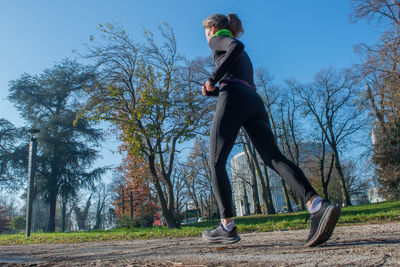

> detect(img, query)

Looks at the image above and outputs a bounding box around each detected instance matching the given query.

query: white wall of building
[368,187,386,203]
[231,152,286,216]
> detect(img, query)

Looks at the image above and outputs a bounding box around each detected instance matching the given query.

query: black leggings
[209,84,317,218]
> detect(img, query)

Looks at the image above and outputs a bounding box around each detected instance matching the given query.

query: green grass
[1,201,399,246]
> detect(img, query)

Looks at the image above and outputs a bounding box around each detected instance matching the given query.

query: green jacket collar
[213,29,234,38]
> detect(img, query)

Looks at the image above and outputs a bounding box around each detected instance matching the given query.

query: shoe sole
[202,233,241,244]
[306,204,341,247]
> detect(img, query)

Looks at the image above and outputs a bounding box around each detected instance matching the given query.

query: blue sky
[0,0,382,183]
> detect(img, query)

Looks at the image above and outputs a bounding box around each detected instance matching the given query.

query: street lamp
[26,128,40,237]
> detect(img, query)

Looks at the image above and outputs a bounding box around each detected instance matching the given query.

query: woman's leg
[243,118,317,204]
[243,114,340,247]
[209,92,243,219]
[203,89,243,244]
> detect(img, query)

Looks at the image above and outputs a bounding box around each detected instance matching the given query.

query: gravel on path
[0,222,399,266]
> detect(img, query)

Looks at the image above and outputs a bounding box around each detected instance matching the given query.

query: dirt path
[0,222,399,266]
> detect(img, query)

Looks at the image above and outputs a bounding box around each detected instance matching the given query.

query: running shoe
[202,222,241,244]
[306,200,341,247]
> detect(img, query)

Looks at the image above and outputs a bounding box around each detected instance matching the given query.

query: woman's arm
[208,37,244,86]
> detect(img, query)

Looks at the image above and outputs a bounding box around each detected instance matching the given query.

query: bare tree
[350,0,400,26]
[0,194,18,220]
[171,167,187,216]
[196,139,218,219]
[182,139,216,219]
[93,182,108,230]
[109,173,127,216]
[73,194,92,230]
[276,89,307,210]
[351,1,400,198]
[316,132,335,201]
[59,191,73,232]
[294,67,365,206]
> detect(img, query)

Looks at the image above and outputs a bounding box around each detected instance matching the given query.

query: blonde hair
[202,13,244,38]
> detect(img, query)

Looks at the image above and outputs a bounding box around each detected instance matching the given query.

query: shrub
[0,205,10,233]
[10,216,26,231]
[115,212,155,228]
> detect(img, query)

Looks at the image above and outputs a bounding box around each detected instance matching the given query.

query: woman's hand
[202,81,217,96]
[205,80,216,92]
[202,82,208,96]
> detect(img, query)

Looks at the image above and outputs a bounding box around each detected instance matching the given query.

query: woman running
[201,13,341,247]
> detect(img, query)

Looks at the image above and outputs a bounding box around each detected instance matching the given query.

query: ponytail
[203,13,244,38]
[227,13,244,38]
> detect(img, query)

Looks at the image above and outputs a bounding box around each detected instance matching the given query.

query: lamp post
[129,191,133,220]
[26,128,40,237]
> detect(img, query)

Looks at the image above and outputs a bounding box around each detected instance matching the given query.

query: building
[368,187,386,203]
[230,152,286,216]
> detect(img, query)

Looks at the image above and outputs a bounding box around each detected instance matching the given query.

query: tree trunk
[47,169,58,233]
[281,179,293,212]
[148,154,180,228]
[320,137,327,200]
[94,196,104,230]
[246,130,275,214]
[66,204,73,231]
[165,177,175,215]
[278,143,293,213]
[121,188,125,214]
[48,186,57,232]
[241,138,261,214]
[247,147,268,211]
[188,183,200,217]
[61,198,66,232]
[263,164,276,214]
[322,180,329,201]
[154,177,178,228]
[243,132,273,213]
[250,177,262,214]
[333,149,352,206]
[323,153,335,201]
[156,139,180,228]
[241,180,250,215]
[252,151,272,213]
[367,83,389,139]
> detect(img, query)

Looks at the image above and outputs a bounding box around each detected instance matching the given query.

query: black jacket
[208,35,255,89]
